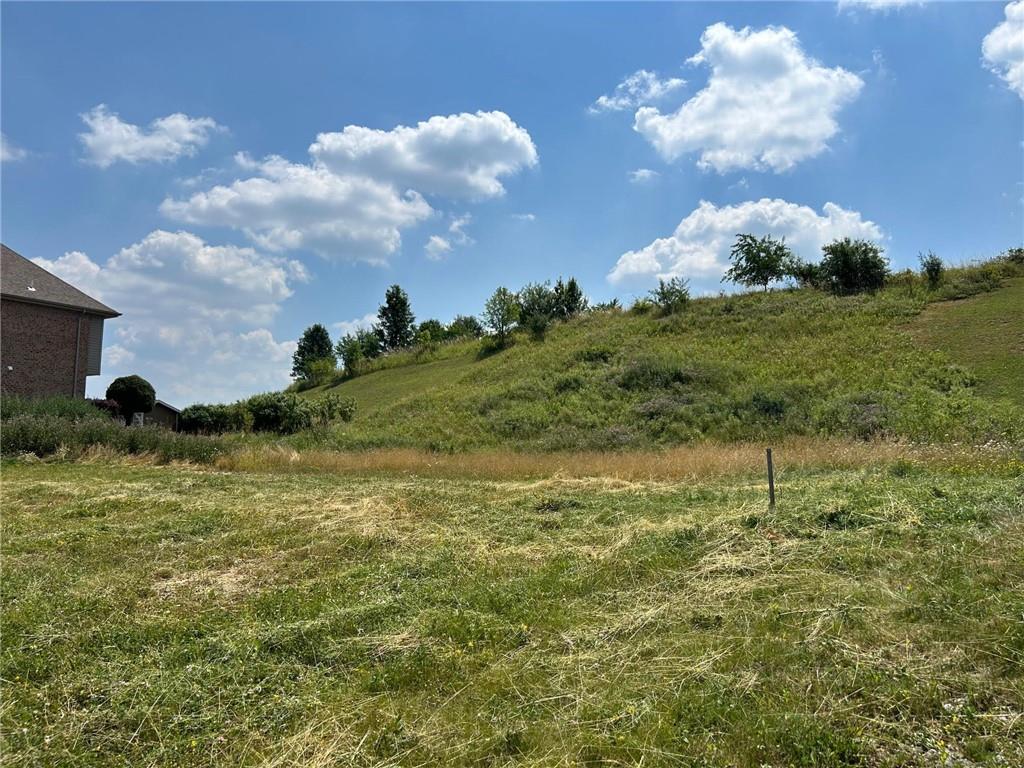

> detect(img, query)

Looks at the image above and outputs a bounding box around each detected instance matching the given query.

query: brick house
[1,244,120,398]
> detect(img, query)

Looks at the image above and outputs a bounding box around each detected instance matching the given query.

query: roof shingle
[1,244,119,318]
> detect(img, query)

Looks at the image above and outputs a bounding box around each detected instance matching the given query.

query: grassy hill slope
[297,264,1023,451]
[909,277,1024,407]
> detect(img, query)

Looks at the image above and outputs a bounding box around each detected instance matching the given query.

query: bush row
[179,391,355,435]
[0,414,223,463]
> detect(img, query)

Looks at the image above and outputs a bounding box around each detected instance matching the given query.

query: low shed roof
[1,244,120,318]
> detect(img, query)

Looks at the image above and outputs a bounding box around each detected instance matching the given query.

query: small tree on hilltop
[292,324,336,380]
[725,234,792,292]
[377,284,415,351]
[553,277,588,319]
[919,252,944,290]
[819,238,888,296]
[518,282,556,340]
[483,286,520,347]
[649,277,690,315]
[106,374,156,423]
[446,314,484,340]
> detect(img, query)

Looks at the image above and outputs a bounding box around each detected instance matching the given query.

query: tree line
[291,277,589,383]
[291,234,949,386]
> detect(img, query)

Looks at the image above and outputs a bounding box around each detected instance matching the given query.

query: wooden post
[766,448,776,508]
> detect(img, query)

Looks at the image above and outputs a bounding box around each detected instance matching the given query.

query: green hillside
[909,277,1024,406]
[296,263,1024,452]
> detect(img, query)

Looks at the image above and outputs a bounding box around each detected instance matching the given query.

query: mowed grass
[3,450,1023,767]
[909,277,1024,406]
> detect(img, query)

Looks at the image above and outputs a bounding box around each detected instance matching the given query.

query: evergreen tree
[553,277,588,319]
[291,324,336,379]
[377,284,415,351]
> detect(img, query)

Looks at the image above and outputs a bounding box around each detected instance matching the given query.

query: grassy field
[291,264,1024,452]
[3,447,1022,767]
[909,277,1024,407]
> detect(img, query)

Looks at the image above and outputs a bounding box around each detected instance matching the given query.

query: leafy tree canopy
[106,374,156,421]
[725,233,792,291]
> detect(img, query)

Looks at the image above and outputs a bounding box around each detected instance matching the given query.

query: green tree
[649,277,690,315]
[417,319,445,341]
[819,238,888,295]
[919,252,944,289]
[291,324,336,380]
[725,234,792,292]
[518,282,556,340]
[377,284,415,351]
[483,286,520,347]
[334,333,364,373]
[446,314,484,340]
[553,277,588,318]
[106,374,156,423]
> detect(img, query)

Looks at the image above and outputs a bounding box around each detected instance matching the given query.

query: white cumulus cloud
[590,70,686,113]
[837,0,924,11]
[309,111,537,200]
[79,104,224,168]
[1,133,28,162]
[33,230,306,403]
[608,198,884,286]
[162,111,536,263]
[983,1,1024,99]
[633,23,864,173]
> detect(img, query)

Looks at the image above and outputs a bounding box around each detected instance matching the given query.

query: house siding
[1,299,92,397]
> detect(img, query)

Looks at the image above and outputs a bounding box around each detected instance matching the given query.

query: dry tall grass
[215,438,1014,481]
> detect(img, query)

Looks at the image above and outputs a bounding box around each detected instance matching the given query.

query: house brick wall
[1,299,92,397]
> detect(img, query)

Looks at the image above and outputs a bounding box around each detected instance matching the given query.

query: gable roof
[1,244,119,318]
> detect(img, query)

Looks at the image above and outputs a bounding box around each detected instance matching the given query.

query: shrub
[87,398,122,419]
[1004,246,1024,265]
[617,357,702,390]
[0,414,221,462]
[919,252,944,289]
[818,239,888,296]
[106,375,156,422]
[648,278,690,315]
[306,357,338,386]
[1,395,105,421]
[552,277,588,319]
[179,403,249,434]
[518,282,556,341]
[242,393,314,434]
[784,258,822,289]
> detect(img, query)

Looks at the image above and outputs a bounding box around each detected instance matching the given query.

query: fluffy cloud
[634,24,863,173]
[33,230,306,403]
[590,70,686,113]
[982,1,1024,99]
[608,198,884,286]
[162,111,535,263]
[162,155,432,263]
[837,0,924,11]
[79,105,224,168]
[629,168,660,184]
[1,133,27,162]
[310,111,537,200]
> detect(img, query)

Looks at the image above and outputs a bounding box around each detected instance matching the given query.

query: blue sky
[2,1,1022,404]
